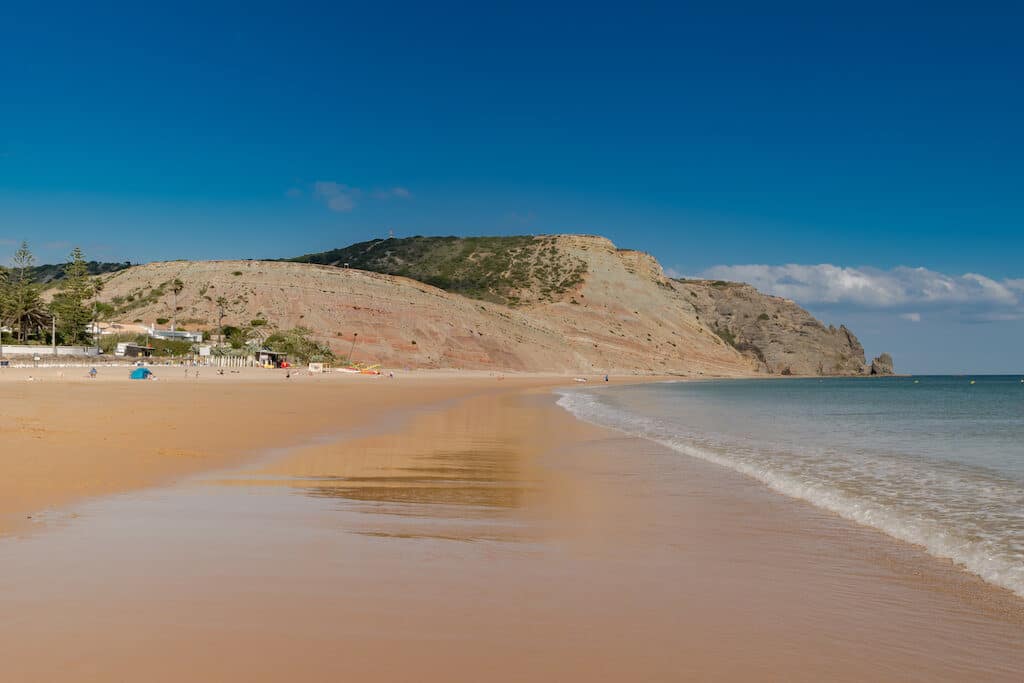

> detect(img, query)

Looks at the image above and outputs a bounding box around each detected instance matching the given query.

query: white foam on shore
[556,389,1024,599]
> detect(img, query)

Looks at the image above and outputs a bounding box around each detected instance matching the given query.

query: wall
[1,345,100,357]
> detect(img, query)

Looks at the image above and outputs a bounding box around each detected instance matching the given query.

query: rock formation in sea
[870,353,895,375]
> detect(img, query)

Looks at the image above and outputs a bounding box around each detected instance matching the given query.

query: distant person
[89,368,97,379]
[604,374,609,382]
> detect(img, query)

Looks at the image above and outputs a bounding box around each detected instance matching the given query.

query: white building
[89,322,203,343]
[150,328,203,343]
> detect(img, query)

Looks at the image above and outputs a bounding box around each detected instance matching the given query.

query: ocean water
[557,376,1024,597]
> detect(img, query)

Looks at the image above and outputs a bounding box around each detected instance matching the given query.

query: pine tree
[51,247,97,345]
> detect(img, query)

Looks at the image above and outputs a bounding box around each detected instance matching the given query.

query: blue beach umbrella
[129,367,153,380]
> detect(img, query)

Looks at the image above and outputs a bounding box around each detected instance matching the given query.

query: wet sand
[0,376,1022,680]
[0,367,557,535]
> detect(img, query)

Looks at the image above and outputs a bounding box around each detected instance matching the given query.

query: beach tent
[129,367,153,380]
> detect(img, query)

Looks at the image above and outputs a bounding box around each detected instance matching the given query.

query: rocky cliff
[675,279,870,375]
[94,235,888,376]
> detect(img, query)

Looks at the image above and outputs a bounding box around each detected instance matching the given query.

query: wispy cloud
[698,263,1024,323]
[503,210,537,226]
[301,181,412,212]
[313,181,360,212]
[371,186,412,200]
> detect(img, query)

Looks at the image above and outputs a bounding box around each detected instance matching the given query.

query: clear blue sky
[2,2,1022,372]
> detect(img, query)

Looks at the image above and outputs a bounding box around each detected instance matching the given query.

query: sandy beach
[0,369,1021,681]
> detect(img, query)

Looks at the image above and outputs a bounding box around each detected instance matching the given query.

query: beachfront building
[115,342,155,358]
[255,349,287,368]
[90,323,203,343]
[150,328,203,343]
[90,322,151,337]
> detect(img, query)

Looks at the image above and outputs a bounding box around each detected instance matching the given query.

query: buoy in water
[970,380,976,385]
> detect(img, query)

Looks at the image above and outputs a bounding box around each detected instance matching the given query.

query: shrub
[714,326,738,348]
[264,327,335,363]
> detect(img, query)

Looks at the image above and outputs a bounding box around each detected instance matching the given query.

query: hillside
[289,236,587,306]
[94,235,888,376]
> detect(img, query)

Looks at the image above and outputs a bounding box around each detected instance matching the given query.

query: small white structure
[114,342,154,358]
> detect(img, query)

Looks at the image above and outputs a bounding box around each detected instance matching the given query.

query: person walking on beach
[89,368,97,380]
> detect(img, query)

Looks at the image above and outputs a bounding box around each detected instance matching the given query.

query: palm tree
[170,278,184,331]
[5,242,50,342]
[0,265,8,357]
[11,295,50,342]
[216,296,228,344]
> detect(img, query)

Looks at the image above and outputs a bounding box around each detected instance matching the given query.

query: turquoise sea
[557,376,1024,597]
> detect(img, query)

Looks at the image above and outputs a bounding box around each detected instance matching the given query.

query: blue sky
[2,2,1022,373]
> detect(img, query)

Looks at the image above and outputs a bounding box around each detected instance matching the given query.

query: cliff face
[675,279,869,375]
[95,235,886,376]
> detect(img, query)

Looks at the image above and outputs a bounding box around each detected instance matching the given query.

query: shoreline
[1,373,1021,679]
[555,380,1024,601]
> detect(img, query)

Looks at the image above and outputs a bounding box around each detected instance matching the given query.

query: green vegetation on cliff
[288,235,586,306]
[30,260,132,285]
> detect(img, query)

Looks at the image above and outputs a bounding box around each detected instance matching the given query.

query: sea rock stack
[870,353,895,375]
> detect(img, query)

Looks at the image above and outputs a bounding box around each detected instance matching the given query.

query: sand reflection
[235,394,552,541]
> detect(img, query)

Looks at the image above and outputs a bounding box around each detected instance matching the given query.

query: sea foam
[556,387,1024,599]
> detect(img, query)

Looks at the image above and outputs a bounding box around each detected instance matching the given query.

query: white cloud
[699,263,1024,322]
[313,181,360,212]
[900,312,922,322]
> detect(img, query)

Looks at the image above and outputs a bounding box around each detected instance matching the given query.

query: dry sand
[0,370,1021,681]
